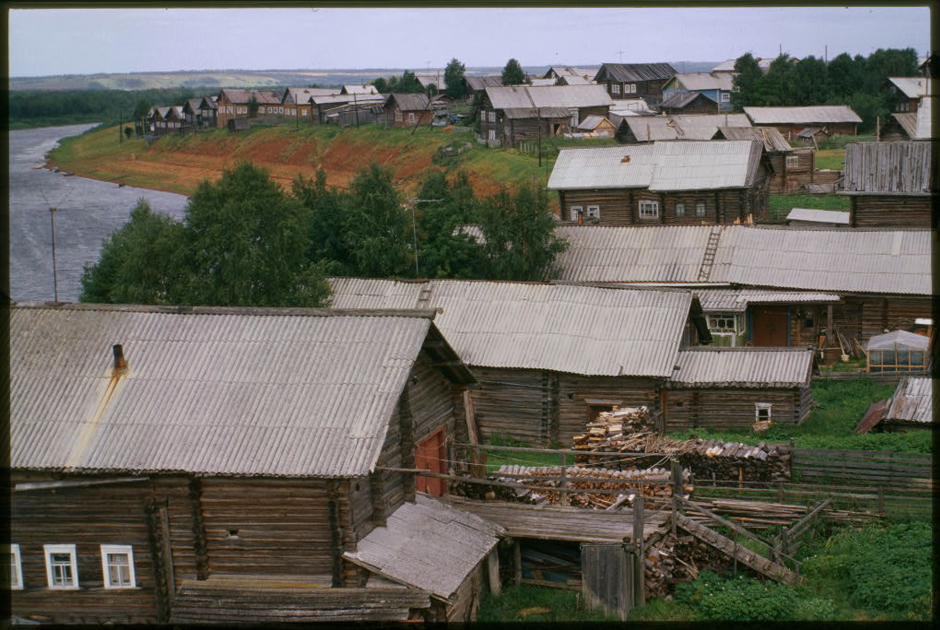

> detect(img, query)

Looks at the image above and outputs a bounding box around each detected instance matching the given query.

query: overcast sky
[8,6,932,77]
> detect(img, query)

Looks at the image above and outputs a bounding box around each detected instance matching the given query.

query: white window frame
[785,155,799,168]
[487,111,496,123]
[301,109,308,116]
[695,200,707,217]
[44,544,79,589]
[675,202,686,217]
[100,545,136,589]
[755,403,773,422]
[707,313,738,334]
[586,205,600,219]
[407,112,416,123]
[626,83,636,94]
[721,92,731,102]
[639,200,659,219]
[569,205,583,221]
[6,544,23,590]
[611,83,621,95]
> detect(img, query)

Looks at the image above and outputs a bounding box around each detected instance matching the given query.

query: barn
[743,105,862,139]
[712,125,814,194]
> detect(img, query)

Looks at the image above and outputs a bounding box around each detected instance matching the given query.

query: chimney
[113,344,128,373]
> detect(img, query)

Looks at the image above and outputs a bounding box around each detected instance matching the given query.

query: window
[101,545,136,589]
[802,312,815,329]
[707,313,737,333]
[5,544,23,590]
[755,403,772,422]
[408,112,416,123]
[488,111,496,123]
[44,544,79,589]
[695,200,706,217]
[395,110,403,122]
[786,155,799,168]
[279,107,284,114]
[301,109,308,116]
[611,84,621,95]
[569,206,583,221]
[626,84,636,94]
[675,202,686,217]
[721,92,731,102]
[586,205,600,219]
[639,200,659,219]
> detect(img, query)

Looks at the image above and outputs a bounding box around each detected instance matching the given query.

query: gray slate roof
[547,140,763,192]
[486,84,613,110]
[716,126,793,152]
[667,72,735,91]
[744,106,862,125]
[596,63,676,83]
[671,347,814,388]
[343,495,505,600]
[841,141,934,195]
[887,77,932,99]
[465,75,503,91]
[621,114,752,142]
[695,288,841,313]
[785,208,851,225]
[328,278,696,378]
[388,93,430,111]
[661,91,713,110]
[10,304,444,477]
[884,376,933,423]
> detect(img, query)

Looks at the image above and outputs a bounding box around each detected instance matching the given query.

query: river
[8,124,191,303]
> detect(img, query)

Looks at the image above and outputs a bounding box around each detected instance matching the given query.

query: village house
[214,89,251,128]
[479,84,613,148]
[661,72,736,113]
[341,84,380,96]
[592,63,676,107]
[328,278,712,446]
[880,96,933,141]
[543,66,597,86]
[463,75,503,100]
[181,98,204,129]
[840,141,935,228]
[547,140,769,226]
[149,106,170,135]
[712,125,814,194]
[198,96,217,129]
[7,303,509,624]
[281,87,337,121]
[616,113,751,144]
[309,93,385,125]
[164,105,185,134]
[554,224,931,348]
[885,77,932,113]
[743,105,862,140]
[383,93,432,128]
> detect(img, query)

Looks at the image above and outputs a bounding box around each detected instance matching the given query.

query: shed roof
[889,102,932,140]
[785,208,851,225]
[887,77,932,99]
[328,278,696,378]
[621,114,752,142]
[715,125,793,152]
[866,329,930,351]
[695,288,841,313]
[884,376,933,423]
[841,141,934,195]
[595,63,676,83]
[670,347,814,388]
[744,106,862,125]
[387,93,430,111]
[10,304,461,477]
[547,140,762,192]
[343,495,504,600]
[667,72,735,91]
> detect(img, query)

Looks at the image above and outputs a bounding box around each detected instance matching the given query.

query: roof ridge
[12,302,440,319]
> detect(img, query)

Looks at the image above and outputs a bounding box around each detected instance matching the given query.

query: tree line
[731,48,921,132]
[80,163,568,308]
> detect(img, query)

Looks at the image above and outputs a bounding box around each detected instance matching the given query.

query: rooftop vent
[112,344,128,373]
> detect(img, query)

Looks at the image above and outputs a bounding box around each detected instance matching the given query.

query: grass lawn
[481,435,564,473]
[477,584,620,622]
[814,148,846,170]
[766,193,850,222]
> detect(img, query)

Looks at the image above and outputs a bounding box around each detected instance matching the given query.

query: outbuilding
[743,105,862,139]
[713,125,814,194]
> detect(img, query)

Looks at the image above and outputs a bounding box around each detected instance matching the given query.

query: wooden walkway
[676,515,800,585]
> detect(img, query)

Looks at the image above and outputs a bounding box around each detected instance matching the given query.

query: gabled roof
[198,96,217,110]
[10,304,469,477]
[744,105,862,125]
[661,91,715,110]
[387,93,430,111]
[547,140,763,192]
[595,62,676,83]
[341,84,380,95]
[464,75,503,91]
[621,114,752,141]
[328,278,698,378]
[884,376,933,423]
[715,126,792,152]
[666,72,735,91]
[183,98,202,114]
[485,84,613,110]
[670,347,815,388]
[577,115,612,131]
[283,87,338,104]
[887,77,932,99]
[841,141,934,195]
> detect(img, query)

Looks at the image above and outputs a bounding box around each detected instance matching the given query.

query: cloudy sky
[8,6,932,77]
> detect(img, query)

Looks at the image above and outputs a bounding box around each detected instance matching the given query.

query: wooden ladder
[696,227,722,282]
[676,514,800,585]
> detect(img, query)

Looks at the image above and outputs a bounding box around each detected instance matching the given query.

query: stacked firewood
[678,440,791,483]
[643,532,734,598]
[493,465,691,510]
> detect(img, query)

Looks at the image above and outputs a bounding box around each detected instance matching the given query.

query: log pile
[643,532,736,598]
[493,465,692,510]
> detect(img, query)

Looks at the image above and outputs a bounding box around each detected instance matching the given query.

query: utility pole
[353,91,359,129]
[119,106,123,143]
[537,107,542,167]
[50,207,59,302]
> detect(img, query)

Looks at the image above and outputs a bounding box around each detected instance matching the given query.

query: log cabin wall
[844,295,933,343]
[559,188,757,226]
[787,304,827,347]
[445,559,487,622]
[664,388,803,431]
[578,105,611,123]
[505,117,569,148]
[851,196,933,228]
[557,375,661,445]
[783,148,815,193]
[469,367,552,446]
[10,473,196,624]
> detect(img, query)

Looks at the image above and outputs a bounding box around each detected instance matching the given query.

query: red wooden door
[415,428,446,497]
[752,307,789,346]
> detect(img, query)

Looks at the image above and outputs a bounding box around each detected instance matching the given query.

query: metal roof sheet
[343,495,504,600]
[842,141,934,194]
[884,377,933,423]
[744,106,862,124]
[388,93,430,111]
[661,91,712,110]
[10,305,437,477]
[465,75,503,91]
[486,84,612,110]
[596,63,676,83]
[716,126,792,152]
[577,115,611,131]
[668,72,735,91]
[866,329,930,350]
[695,288,841,313]
[671,347,814,388]
[785,208,851,225]
[887,77,932,99]
[311,94,384,106]
[328,278,694,377]
[623,114,751,142]
[283,87,338,104]
[548,145,657,190]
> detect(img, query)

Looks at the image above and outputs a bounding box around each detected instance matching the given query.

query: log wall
[850,295,933,343]
[559,187,763,226]
[557,375,661,445]
[851,195,933,228]
[664,387,805,431]
[469,368,553,446]
[445,558,487,622]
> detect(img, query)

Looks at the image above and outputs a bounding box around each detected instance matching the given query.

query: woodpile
[493,465,692,510]
[642,532,735,599]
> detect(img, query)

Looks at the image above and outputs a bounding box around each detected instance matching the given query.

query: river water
[8,124,190,303]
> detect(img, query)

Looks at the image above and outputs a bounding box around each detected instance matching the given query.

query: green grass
[482,435,563,473]
[814,148,846,170]
[476,584,621,622]
[766,193,850,222]
[816,134,877,150]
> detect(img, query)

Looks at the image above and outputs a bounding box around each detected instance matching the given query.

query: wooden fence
[791,448,932,487]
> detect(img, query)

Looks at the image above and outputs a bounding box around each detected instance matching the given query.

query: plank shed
[880,376,934,431]
[784,208,850,228]
[8,303,487,624]
[840,141,937,228]
[547,140,769,226]
[328,278,711,447]
[714,125,814,194]
[383,93,432,128]
[743,105,862,139]
[593,62,676,107]
[664,347,817,430]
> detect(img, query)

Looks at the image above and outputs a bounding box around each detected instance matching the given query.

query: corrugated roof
[486,84,612,111]
[622,114,752,141]
[866,329,930,350]
[887,77,932,99]
[695,288,841,313]
[661,91,712,110]
[744,106,862,125]
[841,141,934,195]
[343,84,380,95]
[785,208,851,225]
[716,126,792,152]
[343,495,504,600]
[668,72,735,91]
[10,305,440,477]
[388,93,430,111]
[328,278,695,377]
[547,140,761,191]
[671,347,814,388]
[284,87,338,104]
[884,376,933,423]
[596,63,676,83]
[577,115,611,131]
[311,94,384,106]
[465,75,503,91]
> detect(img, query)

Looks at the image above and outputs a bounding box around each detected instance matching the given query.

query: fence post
[670,458,681,537]
[777,480,784,503]
[633,495,645,606]
[560,453,568,506]
[877,486,884,514]
[781,527,789,559]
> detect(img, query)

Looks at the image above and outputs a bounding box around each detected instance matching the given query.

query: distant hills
[10,62,721,91]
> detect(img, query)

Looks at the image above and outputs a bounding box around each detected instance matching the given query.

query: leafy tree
[80,200,187,304]
[761,54,798,105]
[792,56,829,105]
[292,169,355,275]
[501,58,528,85]
[133,99,151,120]
[444,58,467,99]
[413,171,486,279]
[373,77,389,94]
[247,95,259,116]
[826,52,858,99]
[397,70,424,93]
[477,184,568,281]
[730,53,763,110]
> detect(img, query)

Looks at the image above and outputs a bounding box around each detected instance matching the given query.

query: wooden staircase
[676,514,800,585]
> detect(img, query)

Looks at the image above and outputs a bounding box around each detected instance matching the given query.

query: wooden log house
[885,77,932,113]
[661,72,735,113]
[659,91,723,116]
[880,97,933,141]
[615,113,751,144]
[713,126,814,195]
[743,105,862,139]
[547,140,769,226]
[592,62,676,107]
[383,93,432,128]
[840,141,936,228]
[8,304,501,624]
